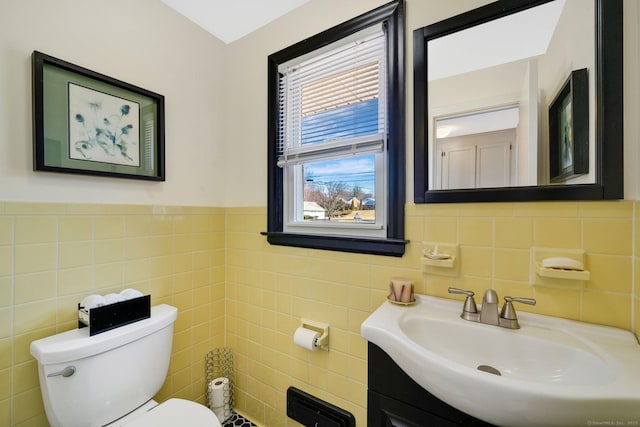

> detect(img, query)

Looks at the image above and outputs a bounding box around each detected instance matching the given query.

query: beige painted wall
[223,0,640,205]
[1,0,637,205]
[0,0,228,206]
[1,0,640,426]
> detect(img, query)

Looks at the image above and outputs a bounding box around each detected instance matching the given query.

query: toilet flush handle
[47,366,76,378]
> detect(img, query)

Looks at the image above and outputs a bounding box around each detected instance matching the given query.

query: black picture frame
[32,51,165,181]
[549,68,589,182]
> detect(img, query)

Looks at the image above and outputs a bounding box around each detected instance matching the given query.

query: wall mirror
[413,0,622,203]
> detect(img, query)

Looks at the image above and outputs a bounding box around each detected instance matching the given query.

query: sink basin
[402,314,616,386]
[361,294,640,426]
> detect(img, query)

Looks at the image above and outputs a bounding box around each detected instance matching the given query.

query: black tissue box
[78,295,151,336]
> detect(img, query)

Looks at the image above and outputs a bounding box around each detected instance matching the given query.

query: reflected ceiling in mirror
[413,0,623,203]
[429,1,566,81]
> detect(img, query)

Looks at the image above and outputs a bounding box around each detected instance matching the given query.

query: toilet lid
[125,399,222,427]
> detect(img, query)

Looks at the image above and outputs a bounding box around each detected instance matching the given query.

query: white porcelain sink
[361,294,640,426]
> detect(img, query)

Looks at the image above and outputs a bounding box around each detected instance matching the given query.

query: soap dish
[422,249,451,260]
[420,255,456,269]
[387,297,416,306]
[535,263,591,281]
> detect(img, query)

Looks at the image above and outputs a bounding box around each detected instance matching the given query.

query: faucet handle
[500,296,536,320]
[504,296,536,305]
[448,287,478,314]
[448,287,474,297]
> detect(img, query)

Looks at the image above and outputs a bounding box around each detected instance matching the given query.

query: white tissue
[120,288,143,300]
[104,293,126,304]
[293,327,321,351]
[208,377,230,408]
[208,377,231,423]
[80,294,106,310]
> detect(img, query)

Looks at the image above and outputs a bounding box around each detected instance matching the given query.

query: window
[265,0,406,256]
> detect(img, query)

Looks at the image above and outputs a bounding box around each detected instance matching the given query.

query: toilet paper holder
[301,318,330,351]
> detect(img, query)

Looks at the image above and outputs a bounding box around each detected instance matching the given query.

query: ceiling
[160,0,310,44]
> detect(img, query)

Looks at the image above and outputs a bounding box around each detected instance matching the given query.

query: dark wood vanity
[368,343,494,426]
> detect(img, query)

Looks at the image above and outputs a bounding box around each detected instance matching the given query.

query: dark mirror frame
[413,0,623,203]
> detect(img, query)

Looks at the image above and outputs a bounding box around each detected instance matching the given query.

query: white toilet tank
[30,304,178,427]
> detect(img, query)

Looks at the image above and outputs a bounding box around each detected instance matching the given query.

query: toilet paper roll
[80,294,106,310]
[104,293,126,305]
[120,288,143,300]
[208,377,230,408]
[293,327,320,351]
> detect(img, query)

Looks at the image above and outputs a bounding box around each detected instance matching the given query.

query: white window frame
[283,153,387,237]
[278,26,388,238]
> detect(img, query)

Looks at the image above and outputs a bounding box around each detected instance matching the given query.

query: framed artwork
[32,51,165,181]
[548,68,589,183]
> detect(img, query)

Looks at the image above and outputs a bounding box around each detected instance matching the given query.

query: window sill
[261,232,407,257]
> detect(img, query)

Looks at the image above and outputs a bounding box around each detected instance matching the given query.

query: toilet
[30,304,222,427]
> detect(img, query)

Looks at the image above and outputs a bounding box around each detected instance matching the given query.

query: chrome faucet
[448,287,536,329]
[479,289,499,326]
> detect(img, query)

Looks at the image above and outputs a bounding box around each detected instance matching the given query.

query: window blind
[277,26,387,167]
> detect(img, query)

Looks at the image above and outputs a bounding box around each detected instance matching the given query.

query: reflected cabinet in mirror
[413,0,622,203]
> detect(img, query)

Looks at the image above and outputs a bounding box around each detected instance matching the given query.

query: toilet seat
[123,398,222,427]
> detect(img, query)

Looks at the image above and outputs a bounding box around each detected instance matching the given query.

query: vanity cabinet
[368,343,493,426]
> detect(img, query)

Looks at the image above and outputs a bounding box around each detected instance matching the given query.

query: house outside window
[265,1,406,257]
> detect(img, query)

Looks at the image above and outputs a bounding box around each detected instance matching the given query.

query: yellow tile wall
[227,200,638,426]
[0,202,225,427]
[2,200,638,427]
